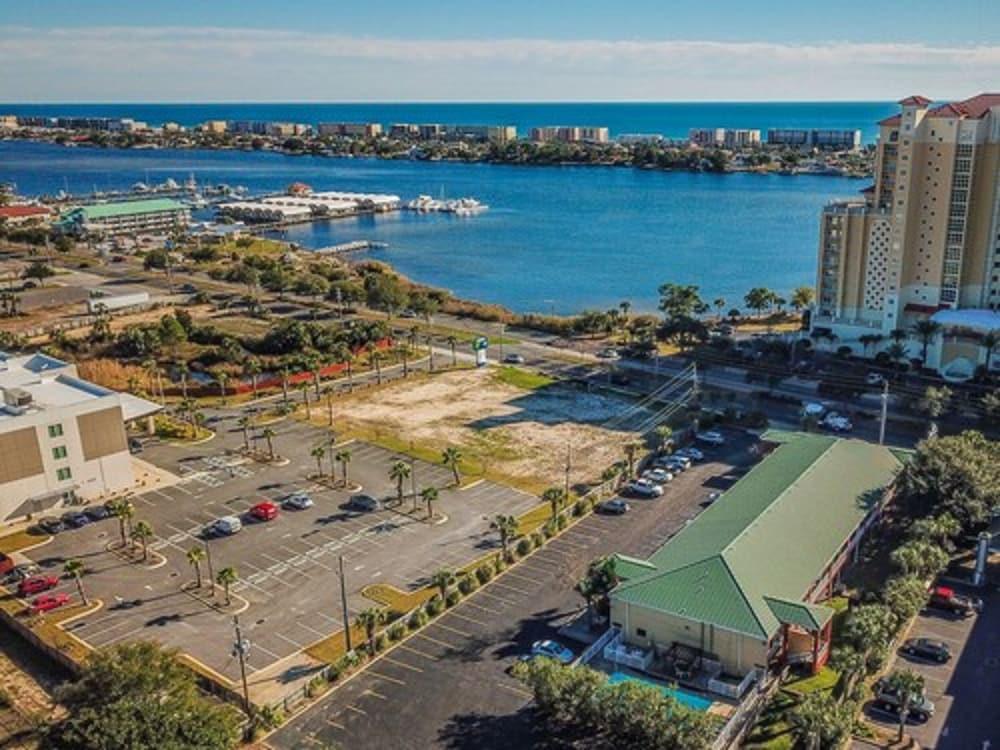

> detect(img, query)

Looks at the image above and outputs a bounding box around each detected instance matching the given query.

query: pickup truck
[927,585,982,617]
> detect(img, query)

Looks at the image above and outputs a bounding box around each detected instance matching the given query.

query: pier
[313,240,388,254]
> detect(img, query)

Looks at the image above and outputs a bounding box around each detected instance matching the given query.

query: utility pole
[409,456,417,505]
[564,443,572,500]
[338,555,352,653]
[691,362,700,400]
[878,380,889,445]
[231,616,251,714]
[326,391,334,427]
[204,541,215,595]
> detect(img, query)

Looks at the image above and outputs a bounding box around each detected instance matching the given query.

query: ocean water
[0,140,863,314]
[0,101,896,142]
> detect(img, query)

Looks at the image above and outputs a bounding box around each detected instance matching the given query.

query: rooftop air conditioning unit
[3,387,33,408]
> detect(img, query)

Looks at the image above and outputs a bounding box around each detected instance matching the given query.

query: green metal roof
[764,596,833,631]
[612,554,659,582]
[614,434,903,639]
[62,198,187,221]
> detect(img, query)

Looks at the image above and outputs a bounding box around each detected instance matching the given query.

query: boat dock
[313,240,388,254]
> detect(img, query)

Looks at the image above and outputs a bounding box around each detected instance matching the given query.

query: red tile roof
[0,205,51,218]
[927,93,1000,120]
[904,303,944,315]
[878,114,901,126]
[898,95,932,106]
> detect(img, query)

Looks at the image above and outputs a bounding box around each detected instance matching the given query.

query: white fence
[576,626,619,667]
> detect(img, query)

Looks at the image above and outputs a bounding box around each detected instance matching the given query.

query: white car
[695,431,725,446]
[282,492,314,510]
[626,479,664,498]
[597,348,621,360]
[642,468,674,484]
[866,372,886,386]
[530,640,574,664]
[823,414,853,433]
[658,454,691,470]
[705,491,722,505]
[503,353,525,364]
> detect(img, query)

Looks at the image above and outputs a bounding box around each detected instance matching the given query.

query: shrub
[475,564,494,585]
[573,499,588,517]
[556,512,568,530]
[408,609,428,630]
[516,537,534,557]
[494,553,509,572]
[531,531,545,548]
[374,633,387,652]
[541,522,555,539]
[445,590,461,608]
[425,595,444,617]
[457,575,477,595]
[388,623,406,641]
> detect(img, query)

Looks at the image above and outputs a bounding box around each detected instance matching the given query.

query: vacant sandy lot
[335,368,645,491]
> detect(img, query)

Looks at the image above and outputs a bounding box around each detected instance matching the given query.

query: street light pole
[204,541,215,595]
[878,381,889,445]
[564,443,572,500]
[231,616,251,714]
[338,555,352,653]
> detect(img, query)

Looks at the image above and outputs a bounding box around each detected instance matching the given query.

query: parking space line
[362,689,387,700]
[381,655,423,672]
[397,643,439,661]
[430,621,471,638]
[414,632,459,650]
[344,705,367,716]
[504,570,549,586]
[367,671,406,686]
[496,681,533,699]
[489,580,533,596]
[274,632,307,650]
[445,610,490,628]
[476,589,517,606]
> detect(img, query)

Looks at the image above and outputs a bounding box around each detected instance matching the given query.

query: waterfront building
[688,128,726,147]
[0,205,52,226]
[59,198,190,237]
[723,129,761,149]
[812,93,1000,379]
[318,122,383,138]
[0,115,17,130]
[531,126,609,144]
[609,433,901,690]
[0,352,160,522]
[767,128,862,150]
[201,120,228,134]
[389,123,419,138]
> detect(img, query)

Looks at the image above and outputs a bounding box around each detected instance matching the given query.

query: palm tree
[712,297,726,320]
[911,320,942,366]
[829,646,866,702]
[389,460,411,507]
[421,486,439,519]
[886,342,908,378]
[884,670,925,743]
[187,547,206,588]
[132,520,153,561]
[216,371,229,402]
[311,445,325,477]
[442,447,462,486]
[355,607,387,655]
[623,441,643,479]
[238,415,251,451]
[542,487,566,520]
[429,569,455,600]
[108,498,135,547]
[490,514,518,557]
[300,383,312,419]
[216,567,238,606]
[279,360,293,404]
[177,362,190,399]
[446,336,458,367]
[245,358,262,399]
[371,350,383,385]
[63,559,88,605]
[919,385,952,423]
[889,327,907,344]
[261,426,276,460]
[654,424,673,454]
[335,449,352,486]
[981,331,998,372]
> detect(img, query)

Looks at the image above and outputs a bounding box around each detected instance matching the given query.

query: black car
[347,494,380,512]
[37,517,66,535]
[83,504,111,521]
[61,511,91,529]
[598,498,630,515]
[901,637,951,663]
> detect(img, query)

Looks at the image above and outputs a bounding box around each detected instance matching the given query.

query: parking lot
[17,412,538,684]
[866,582,999,749]
[269,433,757,750]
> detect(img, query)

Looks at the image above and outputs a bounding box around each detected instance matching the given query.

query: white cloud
[0,26,997,101]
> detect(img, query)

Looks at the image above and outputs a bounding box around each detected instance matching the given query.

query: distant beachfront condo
[767,128,862,150]
[689,128,761,149]
[812,94,1000,380]
[530,125,610,144]
[317,122,384,138]
[58,198,190,237]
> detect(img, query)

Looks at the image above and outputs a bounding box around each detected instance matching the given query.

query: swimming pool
[607,672,713,712]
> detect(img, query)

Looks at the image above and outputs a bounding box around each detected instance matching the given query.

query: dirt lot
[334,368,643,491]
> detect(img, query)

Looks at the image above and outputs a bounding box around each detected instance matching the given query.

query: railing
[708,669,758,700]
[711,669,777,750]
[576,626,619,667]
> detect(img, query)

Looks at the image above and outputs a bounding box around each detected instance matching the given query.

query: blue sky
[1,1,997,101]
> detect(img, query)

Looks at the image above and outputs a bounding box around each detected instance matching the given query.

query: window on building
[52,446,68,460]
[56,467,72,482]
[636,628,647,638]
[47,424,63,438]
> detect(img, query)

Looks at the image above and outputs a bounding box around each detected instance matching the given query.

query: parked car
[927,585,982,616]
[822,413,853,433]
[3,563,39,585]
[128,437,144,454]
[30,592,71,614]
[674,447,704,462]
[866,372,886,386]
[656,456,690,473]
[282,492,314,510]
[502,353,525,364]
[399,309,418,319]
[61,511,91,529]
[901,637,951,663]
[641,468,674,485]
[695,431,725,446]
[83,504,111,521]
[36,517,65,535]
[598,498,630,515]
[704,492,723,505]
[625,479,663,498]
[0,552,13,577]
[597,348,620,360]
[204,516,242,538]
[872,677,935,722]
[18,575,59,597]
[249,501,279,522]
[531,640,574,664]
[347,494,381,512]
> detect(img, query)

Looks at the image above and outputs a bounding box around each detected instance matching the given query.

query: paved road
[268,434,757,750]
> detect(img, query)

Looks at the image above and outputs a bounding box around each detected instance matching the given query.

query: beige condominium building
[813,94,1000,379]
[0,353,160,522]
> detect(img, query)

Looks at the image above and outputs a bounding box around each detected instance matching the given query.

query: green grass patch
[785,666,839,696]
[492,366,554,391]
[0,529,48,554]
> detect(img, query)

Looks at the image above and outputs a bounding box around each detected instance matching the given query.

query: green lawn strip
[492,366,555,391]
[784,665,839,696]
[0,530,49,555]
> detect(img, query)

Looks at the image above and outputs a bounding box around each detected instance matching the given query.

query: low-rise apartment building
[0,353,160,522]
[531,126,609,144]
[609,433,902,690]
[767,129,862,150]
[59,198,190,237]
[812,93,1000,379]
[318,122,384,138]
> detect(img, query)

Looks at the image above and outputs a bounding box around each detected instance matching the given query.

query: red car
[249,500,279,522]
[18,575,59,597]
[0,552,13,577]
[30,592,70,614]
